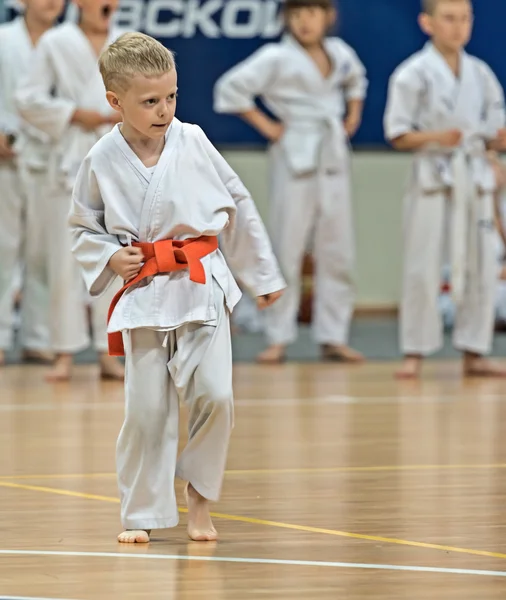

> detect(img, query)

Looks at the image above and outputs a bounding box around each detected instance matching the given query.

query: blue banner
[4,0,506,147]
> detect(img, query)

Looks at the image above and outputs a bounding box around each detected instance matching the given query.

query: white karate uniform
[214,34,367,346]
[69,120,285,528]
[15,22,121,354]
[0,16,51,351]
[384,42,505,356]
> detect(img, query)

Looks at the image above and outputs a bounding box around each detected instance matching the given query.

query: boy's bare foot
[463,353,506,378]
[321,344,364,363]
[118,529,151,543]
[185,483,218,542]
[99,353,125,380]
[45,354,73,382]
[256,344,286,365]
[395,355,422,379]
[21,349,54,364]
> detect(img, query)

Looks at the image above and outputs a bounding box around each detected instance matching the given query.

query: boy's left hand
[256,290,284,310]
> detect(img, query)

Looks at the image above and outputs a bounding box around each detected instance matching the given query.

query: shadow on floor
[4,318,506,365]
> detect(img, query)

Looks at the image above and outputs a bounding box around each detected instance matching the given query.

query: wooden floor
[1,361,506,598]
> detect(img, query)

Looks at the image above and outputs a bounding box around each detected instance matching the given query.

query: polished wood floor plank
[1,361,506,598]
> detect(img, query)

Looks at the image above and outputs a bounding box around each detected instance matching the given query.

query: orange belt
[107,235,219,356]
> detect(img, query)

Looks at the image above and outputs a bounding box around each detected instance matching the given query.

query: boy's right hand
[72,109,111,132]
[437,129,462,148]
[108,247,144,282]
[0,133,15,160]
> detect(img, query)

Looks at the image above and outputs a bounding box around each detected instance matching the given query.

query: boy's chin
[145,128,167,139]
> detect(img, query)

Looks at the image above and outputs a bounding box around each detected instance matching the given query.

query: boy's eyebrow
[138,87,178,100]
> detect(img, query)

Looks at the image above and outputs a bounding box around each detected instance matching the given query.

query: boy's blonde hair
[99,32,176,92]
[421,0,471,15]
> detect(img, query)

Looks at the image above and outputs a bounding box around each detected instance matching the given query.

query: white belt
[279,117,347,175]
[450,149,481,307]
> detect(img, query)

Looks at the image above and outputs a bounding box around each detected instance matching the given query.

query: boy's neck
[24,12,53,46]
[432,39,462,76]
[120,123,165,164]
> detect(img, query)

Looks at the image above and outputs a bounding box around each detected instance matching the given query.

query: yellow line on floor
[2,463,506,480]
[2,480,506,561]
[0,481,118,503]
[0,473,116,481]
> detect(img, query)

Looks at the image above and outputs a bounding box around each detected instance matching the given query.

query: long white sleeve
[478,62,506,139]
[15,34,76,141]
[338,41,368,101]
[68,155,122,296]
[195,126,285,296]
[213,44,280,115]
[384,65,423,141]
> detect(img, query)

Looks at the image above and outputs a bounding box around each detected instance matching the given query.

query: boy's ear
[106,91,122,112]
[418,12,433,37]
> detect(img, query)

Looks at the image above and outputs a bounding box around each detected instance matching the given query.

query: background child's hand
[263,120,284,143]
[106,112,123,125]
[108,247,144,281]
[493,128,506,151]
[73,109,112,132]
[0,133,15,160]
[256,290,284,310]
[344,114,361,138]
[437,129,462,147]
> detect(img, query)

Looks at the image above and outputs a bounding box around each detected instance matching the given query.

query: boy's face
[23,0,65,24]
[286,6,335,46]
[108,70,178,141]
[73,0,119,33]
[420,1,473,52]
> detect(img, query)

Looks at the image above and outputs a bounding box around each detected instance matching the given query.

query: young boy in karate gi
[384,0,506,379]
[0,0,64,367]
[214,0,366,364]
[69,33,285,543]
[15,0,125,381]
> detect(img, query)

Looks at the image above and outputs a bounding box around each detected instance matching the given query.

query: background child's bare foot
[463,353,506,378]
[99,353,125,380]
[185,484,218,542]
[395,356,422,379]
[118,529,150,543]
[21,349,54,364]
[256,344,286,364]
[321,344,364,363]
[46,354,73,382]
[0,349,5,366]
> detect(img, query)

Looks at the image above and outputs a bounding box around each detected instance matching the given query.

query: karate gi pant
[263,145,355,346]
[0,161,50,351]
[401,189,497,356]
[48,180,119,354]
[116,283,234,530]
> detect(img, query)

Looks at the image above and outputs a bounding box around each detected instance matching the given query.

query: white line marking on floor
[0,549,505,578]
[2,393,506,412]
[0,597,76,600]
